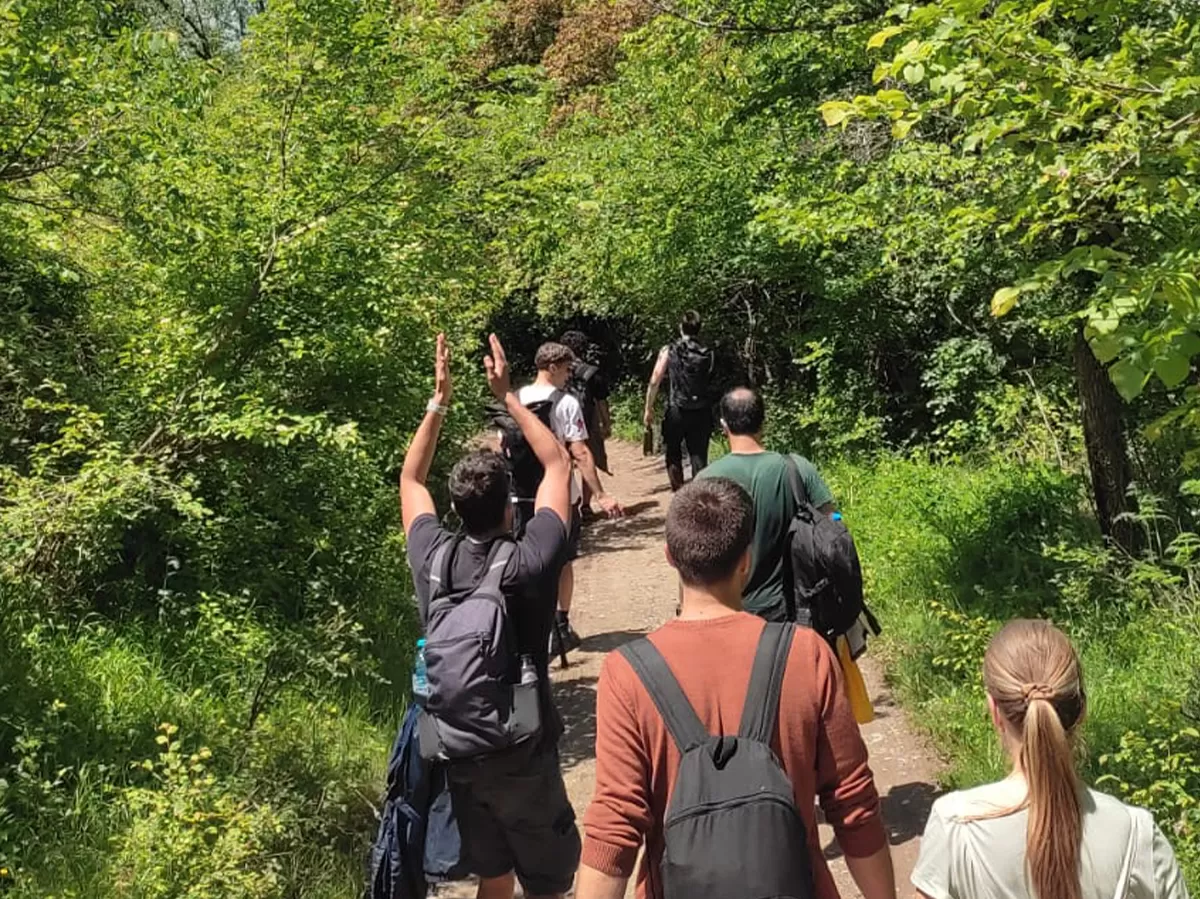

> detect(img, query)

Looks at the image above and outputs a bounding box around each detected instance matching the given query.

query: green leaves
[1109,359,1149,402]
[990,285,1021,317]
[867,25,905,50]
[820,100,854,126]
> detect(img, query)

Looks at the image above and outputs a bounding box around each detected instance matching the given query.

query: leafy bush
[834,454,1200,883]
[109,726,288,899]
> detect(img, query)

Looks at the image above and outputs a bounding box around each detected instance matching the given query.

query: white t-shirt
[513,384,587,504]
[913,778,1189,899]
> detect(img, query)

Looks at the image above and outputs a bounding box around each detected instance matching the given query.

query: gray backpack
[417,538,541,761]
[619,623,815,899]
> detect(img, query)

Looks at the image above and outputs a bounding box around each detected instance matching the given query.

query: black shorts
[514,501,581,561]
[446,744,581,894]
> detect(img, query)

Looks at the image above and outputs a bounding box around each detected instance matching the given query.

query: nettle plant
[822,0,1200,435]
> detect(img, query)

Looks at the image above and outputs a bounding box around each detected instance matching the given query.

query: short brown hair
[666,478,754,585]
[534,342,575,371]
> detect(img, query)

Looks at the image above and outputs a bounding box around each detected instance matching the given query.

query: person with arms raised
[400,333,580,899]
[912,619,1190,899]
[575,477,896,899]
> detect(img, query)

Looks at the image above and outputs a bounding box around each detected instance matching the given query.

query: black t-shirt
[407,507,567,677]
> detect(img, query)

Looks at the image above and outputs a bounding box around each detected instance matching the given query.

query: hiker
[559,329,613,517]
[643,310,715,491]
[512,341,623,653]
[400,333,581,899]
[698,387,836,623]
[575,477,896,899]
[912,619,1190,899]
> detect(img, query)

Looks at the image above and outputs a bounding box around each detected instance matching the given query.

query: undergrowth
[831,455,1200,881]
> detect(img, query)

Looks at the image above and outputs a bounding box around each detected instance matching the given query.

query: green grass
[830,454,1200,881]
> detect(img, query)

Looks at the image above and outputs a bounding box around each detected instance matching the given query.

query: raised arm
[643,346,670,428]
[484,334,572,525]
[400,333,452,535]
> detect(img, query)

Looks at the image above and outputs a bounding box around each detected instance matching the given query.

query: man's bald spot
[720,388,765,436]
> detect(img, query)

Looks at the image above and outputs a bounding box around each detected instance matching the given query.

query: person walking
[400,333,580,899]
[698,387,835,623]
[643,311,715,491]
[575,478,896,899]
[559,330,613,518]
[912,619,1190,899]
[514,341,623,653]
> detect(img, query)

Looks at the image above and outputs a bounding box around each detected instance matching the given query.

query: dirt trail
[441,441,942,897]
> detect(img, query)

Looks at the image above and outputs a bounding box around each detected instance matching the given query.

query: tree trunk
[1074,323,1139,553]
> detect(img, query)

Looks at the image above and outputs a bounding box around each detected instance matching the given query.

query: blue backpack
[367,704,470,899]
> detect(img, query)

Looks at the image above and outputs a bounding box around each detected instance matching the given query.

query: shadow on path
[823,780,941,860]
[579,629,647,654]
[554,676,599,771]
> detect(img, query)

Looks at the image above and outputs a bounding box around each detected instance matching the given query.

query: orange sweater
[581,612,886,899]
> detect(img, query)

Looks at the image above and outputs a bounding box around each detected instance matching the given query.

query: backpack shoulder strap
[738,622,796,743]
[477,540,515,597]
[429,538,459,597]
[783,454,810,508]
[423,537,459,622]
[619,638,709,753]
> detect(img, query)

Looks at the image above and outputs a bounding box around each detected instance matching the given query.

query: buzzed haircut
[680,310,702,336]
[449,450,510,535]
[720,388,765,436]
[666,478,754,586]
[534,342,575,371]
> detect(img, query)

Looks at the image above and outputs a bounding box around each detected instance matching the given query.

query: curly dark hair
[559,330,591,360]
[448,450,510,535]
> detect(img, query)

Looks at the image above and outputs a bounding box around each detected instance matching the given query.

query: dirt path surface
[439,441,942,898]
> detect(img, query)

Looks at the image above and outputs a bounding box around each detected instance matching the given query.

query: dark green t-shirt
[698,451,834,619]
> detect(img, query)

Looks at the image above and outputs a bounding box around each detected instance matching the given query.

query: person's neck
[467,524,510,543]
[534,372,556,389]
[728,433,766,455]
[676,581,744,620]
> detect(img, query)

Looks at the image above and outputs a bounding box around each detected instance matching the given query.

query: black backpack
[783,457,877,641]
[619,623,814,899]
[667,339,713,411]
[490,390,564,501]
[567,360,599,425]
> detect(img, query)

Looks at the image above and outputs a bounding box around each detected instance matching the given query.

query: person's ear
[736,547,752,583]
[720,417,731,435]
[987,693,1004,734]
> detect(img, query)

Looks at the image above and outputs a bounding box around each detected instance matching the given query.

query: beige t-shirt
[913,778,1190,899]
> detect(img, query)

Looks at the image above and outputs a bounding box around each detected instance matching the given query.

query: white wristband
[426,400,449,416]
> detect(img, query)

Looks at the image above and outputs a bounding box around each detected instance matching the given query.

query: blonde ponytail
[983,620,1087,899]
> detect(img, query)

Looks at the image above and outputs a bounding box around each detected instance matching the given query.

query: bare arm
[484,334,571,525]
[846,846,897,899]
[574,866,628,899]
[570,440,623,517]
[643,346,669,427]
[400,333,451,535]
